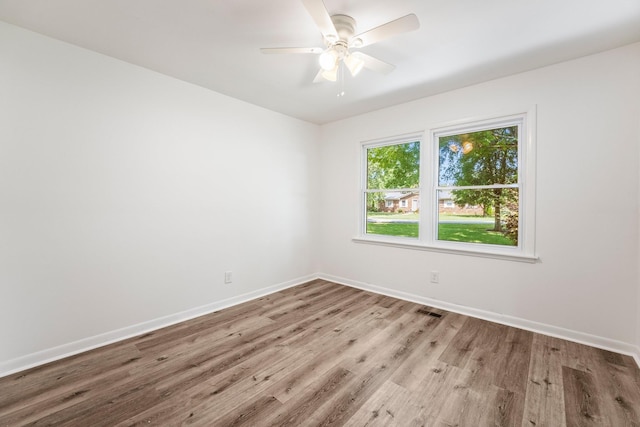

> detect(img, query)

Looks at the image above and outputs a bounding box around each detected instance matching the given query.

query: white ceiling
[1,0,639,124]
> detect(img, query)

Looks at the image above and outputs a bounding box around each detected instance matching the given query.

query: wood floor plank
[438,316,496,368]
[390,310,467,391]
[307,314,442,426]
[408,359,464,422]
[21,375,163,426]
[276,290,376,351]
[307,364,395,426]
[339,310,439,375]
[429,367,484,426]
[263,366,354,427]
[0,365,133,426]
[114,346,307,426]
[344,380,426,427]
[457,326,533,426]
[133,300,275,353]
[563,365,605,426]
[2,280,639,426]
[134,290,355,398]
[198,395,282,427]
[492,387,523,427]
[0,345,141,419]
[588,352,640,426]
[176,349,318,426]
[495,327,534,395]
[260,282,359,322]
[522,334,567,427]
[265,309,387,403]
[455,347,526,426]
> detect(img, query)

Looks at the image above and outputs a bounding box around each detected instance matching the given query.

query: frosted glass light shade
[344,54,364,76]
[319,49,338,71]
[321,66,338,82]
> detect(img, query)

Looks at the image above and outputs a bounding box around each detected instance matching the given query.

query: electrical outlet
[430,271,439,284]
[224,271,233,284]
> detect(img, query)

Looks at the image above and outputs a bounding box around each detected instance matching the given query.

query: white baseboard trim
[0,274,319,379]
[319,273,640,367]
[3,272,639,378]
[633,347,640,369]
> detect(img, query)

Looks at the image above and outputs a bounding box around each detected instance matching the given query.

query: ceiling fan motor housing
[328,14,360,47]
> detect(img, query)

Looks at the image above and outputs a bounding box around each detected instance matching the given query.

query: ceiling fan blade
[300,0,338,40]
[353,14,419,47]
[260,47,323,54]
[351,52,395,74]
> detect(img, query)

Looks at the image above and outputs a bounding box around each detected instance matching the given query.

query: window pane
[366,191,419,238]
[367,141,420,189]
[438,126,518,186]
[437,188,518,246]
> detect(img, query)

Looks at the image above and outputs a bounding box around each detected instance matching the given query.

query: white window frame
[355,107,537,263]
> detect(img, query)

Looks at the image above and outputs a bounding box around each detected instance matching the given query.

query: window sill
[352,236,539,263]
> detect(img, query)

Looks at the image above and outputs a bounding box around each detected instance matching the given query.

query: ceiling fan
[261,0,420,83]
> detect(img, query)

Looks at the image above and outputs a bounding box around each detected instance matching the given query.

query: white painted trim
[0,273,319,379]
[318,273,640,366]
[633,347,640,368]
[426,109,536,258]
[352,236,539,263]
[3,272,638,378]
[358,107,537,260]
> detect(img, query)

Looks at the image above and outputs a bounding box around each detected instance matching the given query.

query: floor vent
[416,308,443,318]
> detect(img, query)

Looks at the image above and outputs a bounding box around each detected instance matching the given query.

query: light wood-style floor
[1,279,640,426]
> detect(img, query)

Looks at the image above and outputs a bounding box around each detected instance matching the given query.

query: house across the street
[379,192,419,213]
[378,191,483,215]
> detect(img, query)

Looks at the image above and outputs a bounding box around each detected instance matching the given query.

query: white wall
[2,19,639,376]
[318,43,640,351]
[0,22,319,371]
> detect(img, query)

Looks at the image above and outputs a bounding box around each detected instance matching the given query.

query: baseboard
[633,347,640,369]
[0,273,319,378]
[319,273,640,367]
[3,272,639,378]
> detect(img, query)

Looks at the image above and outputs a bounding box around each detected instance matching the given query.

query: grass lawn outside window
[366,213,515,245]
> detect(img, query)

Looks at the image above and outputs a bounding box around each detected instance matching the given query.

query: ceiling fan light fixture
[319,48,338,71]
[321,66,338,82]
[344,54,365,76]
[261,1,421,83]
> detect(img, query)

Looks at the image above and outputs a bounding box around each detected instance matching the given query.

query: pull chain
[337,62,345,97]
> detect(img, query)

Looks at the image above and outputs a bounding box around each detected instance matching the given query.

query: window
[359,110,536,262]
[437,123,519,247]
[364,140,420,239]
